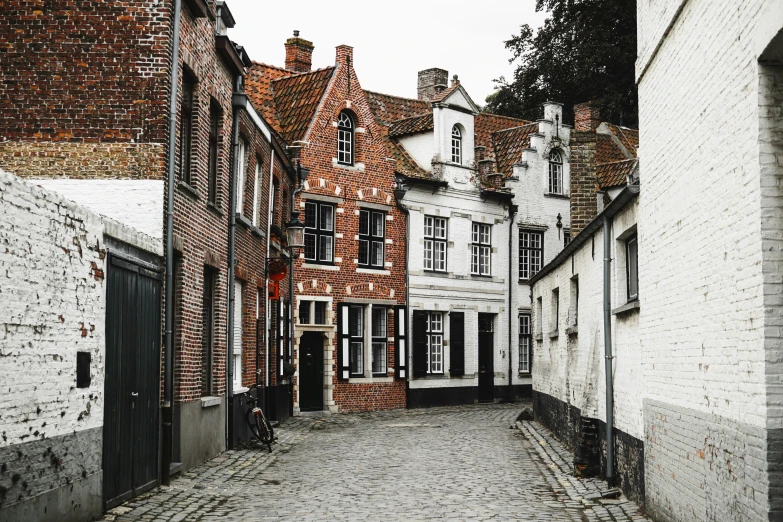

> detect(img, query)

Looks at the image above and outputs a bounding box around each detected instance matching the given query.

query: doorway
[298,331,324,411]
[477,313,495,403]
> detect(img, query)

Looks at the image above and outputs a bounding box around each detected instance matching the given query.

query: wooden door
[298,331,323,411]
[477,313,495,403]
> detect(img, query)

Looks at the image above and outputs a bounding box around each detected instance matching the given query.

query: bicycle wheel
[256,411,274,452]
[246,409,266,444]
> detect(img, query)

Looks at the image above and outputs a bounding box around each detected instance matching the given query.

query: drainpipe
[263,148,275,396]
[602,215,615,488]
[394,195,410,403]
[162,0,183,486]
[226,75,243,450]
[507,203,518,401]
[289,165,304,415]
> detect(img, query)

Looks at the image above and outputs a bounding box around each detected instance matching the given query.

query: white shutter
[233,279,243,388]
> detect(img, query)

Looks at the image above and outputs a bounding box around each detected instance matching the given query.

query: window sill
[543,193,570,200]
[348,376,394,384]
[178,181,200,200]
[565,326,578,336]
[548,330,559,339]
[518,372,532,378]
[301,262,339,271]
[470,273,493,278]
[250,225,265,239]
[200,396,221,408]
[612,300,640,316]
[233,386,250,395]
[207,201,224,217]
[423,269,450,276]
[296,323,336,331]
[236,213,252,228]
[357,267,390,275]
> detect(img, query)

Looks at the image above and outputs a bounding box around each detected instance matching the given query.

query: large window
[371,307,387,376]
[519,229,543,280]
[304,201,334,264]
[201,267,217,396]
[424,216,448,272]
[298,300,327,325]
[208,101,221,204]
[519,313,532,373]
[549,150,563,194]
[337,110,354,166]
[359,210,385,268]
[236,138,247,215]
[426,312,443,374]
[471,223,491,276]
[451,125,462,164]
[179,72,195,185]
[626,234,639,301]
[348,305,364,377]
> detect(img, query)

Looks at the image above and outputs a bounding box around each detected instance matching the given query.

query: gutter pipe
[602,215,615,488]
[264,148,275,398]
[507,203,518,400]
[161,0,183,486]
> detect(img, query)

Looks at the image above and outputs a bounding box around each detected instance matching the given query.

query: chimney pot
[293,29,299,37]
[284,31,314,73]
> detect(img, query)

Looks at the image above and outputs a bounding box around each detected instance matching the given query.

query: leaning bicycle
[243,383,276,452]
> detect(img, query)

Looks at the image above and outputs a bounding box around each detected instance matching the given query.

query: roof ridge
[597,158,638,166]
[364,90,426,104]
[271,65,336,81]
[250,61,290,72]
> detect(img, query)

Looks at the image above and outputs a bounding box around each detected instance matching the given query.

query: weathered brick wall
[0,169,161,518]
[568,132,597,237]
[637,0,783,520]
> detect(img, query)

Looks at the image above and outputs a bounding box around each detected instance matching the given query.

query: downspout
[602,215,615,488]
[395,196,410,403]
[161,0,183,486]
[226,75,242,450]
[264,148,275,395]
[289,165,303,414]
[507,203,518,401]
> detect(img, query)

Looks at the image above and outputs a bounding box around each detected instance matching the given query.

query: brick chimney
[574,101,601,132]
[284,30,314,73]
[335,44,353,66]
[417,68,448,101]
[569,132,598,236]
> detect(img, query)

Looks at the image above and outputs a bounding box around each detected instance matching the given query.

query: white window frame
[549,150,564,195]
[337,111,354,166]
[348,305,364,377]
[359,210,385,268]
[519,229,543,280]
[451,125,462,164]
[426,312,443,374]
[233,279,243,390]
[252,158,261,226]
[304,201,335,264]
[371,307,388,376]
[424,216,448,272]
[236,138,247,215]
[626,234,639,301]
[471,223,491,276]
[519,313,532,373]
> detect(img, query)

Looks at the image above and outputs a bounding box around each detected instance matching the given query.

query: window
[451,125,462,164]
[471,223,491,276]
[535,297,543,337]
[270,179,279,229]
[252,157,261,226]
[359,210,385,268]
[551,288,560,334]
[519,313,532,373]
[208,102,221,204]
[626,234,639,301]
[371,307,387,376]
[298,300,328,325]
[564,229,571,247]
[519,230,543,280]
[236,138,247,215]
[304,201,335,263]
[233,279,243,390]
[337,110,354,165]
[424,216,448,272]
[348,305,364,377]
[179,72,195,184]
[549,150,563,194]
[202,268,217,396]
[570,277,579,327]
[426,312,443,373]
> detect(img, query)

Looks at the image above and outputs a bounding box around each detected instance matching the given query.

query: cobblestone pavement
[102,404,651,521]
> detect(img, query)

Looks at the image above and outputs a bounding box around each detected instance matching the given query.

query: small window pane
[299,300,311,324]
[319,235,333,262]
[359,210,369,235]
[372,212,384,236]
[358,239,369,266]
[371,241,383,267]
[305,202,317,229]
[314,302,327,324]
[372,307,387,337]
[424,216,433,237]
[304,233,316,260]
[350,342,363,375]
[372,342,387,374]
[320,205,334,231]
[349,306,363,337]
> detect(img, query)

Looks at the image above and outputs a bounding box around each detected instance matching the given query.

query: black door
[103,255,161,509]
[299,331,323,411]
[478,313,495,403]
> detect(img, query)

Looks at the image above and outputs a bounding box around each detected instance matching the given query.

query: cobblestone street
[102,404,650,521]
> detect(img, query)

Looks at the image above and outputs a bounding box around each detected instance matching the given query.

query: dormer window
[451,125,462,164]
[549,150,564,194]
[337,110,354,166]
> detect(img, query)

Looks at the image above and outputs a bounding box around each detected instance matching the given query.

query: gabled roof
[604,123,639,156]
[365,91,431,127]
[597,159,638,189]
[597,133,629,164]
[429,83,481,113]
[388,113,434,137]
[245,63,334,143]
[491,123,539,177]
[475,113,531,159]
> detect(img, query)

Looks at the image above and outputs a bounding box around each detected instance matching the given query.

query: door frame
[477,313,495,403]
[298,330,325,412]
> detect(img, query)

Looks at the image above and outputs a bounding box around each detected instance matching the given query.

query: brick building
[246,34,408,413]
[0,0,295,517]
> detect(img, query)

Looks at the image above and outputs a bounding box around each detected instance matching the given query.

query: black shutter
[337,303,350,381]
[412,310,428,378]
[449,312,465,377]
[394,305,407,380]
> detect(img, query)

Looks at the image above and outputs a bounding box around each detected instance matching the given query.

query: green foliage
[485,0,638,128]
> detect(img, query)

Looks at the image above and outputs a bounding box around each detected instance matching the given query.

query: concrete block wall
[637,0,783,520]
[0,169,161,521]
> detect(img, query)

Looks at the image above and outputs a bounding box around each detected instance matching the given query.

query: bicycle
[243,383,276,452]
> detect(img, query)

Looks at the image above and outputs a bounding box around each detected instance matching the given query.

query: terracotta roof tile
[270,66,335,143]
[365,91,431,127]
[388,113,434,137]
[475,113,531,156]
[491,123,539,177]
[604,123,639,157]
[597,159,637,189]
[245,63,290,136]
[429,84,460,103]
[597,133,629,164]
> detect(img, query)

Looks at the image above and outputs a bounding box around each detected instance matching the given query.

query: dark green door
[299,331,324,411]
[478,313,495,403]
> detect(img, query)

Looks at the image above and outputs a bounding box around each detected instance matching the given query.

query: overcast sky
[228,0,549,105]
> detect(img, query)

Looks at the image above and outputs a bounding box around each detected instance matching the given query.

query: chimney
[335,44,353,66]
[569,132,598,236]
[574,101,601,132]
[417,68,448,101]
[284,30,314,73]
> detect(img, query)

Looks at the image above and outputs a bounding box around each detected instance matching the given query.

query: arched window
[337,111,354,165]
[451,125,462,164]
[549,150,563,194]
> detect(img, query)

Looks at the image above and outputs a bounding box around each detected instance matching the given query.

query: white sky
[228,0,548,106]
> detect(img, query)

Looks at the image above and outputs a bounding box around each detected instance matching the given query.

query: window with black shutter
[359,210,385,268]
[449,312,465,377]
[412,310,428,378]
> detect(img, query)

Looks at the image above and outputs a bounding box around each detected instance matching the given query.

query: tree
[485,0,638,128]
